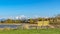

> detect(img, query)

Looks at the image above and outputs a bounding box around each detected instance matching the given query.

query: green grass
[0,29,60,34]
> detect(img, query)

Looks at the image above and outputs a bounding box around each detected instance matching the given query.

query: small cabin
[37,21,49,26]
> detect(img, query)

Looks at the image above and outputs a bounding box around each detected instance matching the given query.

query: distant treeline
[0,14,60,25]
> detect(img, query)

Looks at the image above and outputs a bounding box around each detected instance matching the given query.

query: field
[0,29,60,34]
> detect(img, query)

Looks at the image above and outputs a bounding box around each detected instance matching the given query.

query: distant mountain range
[0,18,6,21]
[0,15,28,20]
[0,15,51,21]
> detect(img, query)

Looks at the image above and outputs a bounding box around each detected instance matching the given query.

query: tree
[14,20,21,23]
[5,19,14,23]
[37,18,43,21]
[29,18,34,24]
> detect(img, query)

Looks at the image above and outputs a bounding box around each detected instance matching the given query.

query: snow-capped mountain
[15,15,28,20]
[0,18,6,21]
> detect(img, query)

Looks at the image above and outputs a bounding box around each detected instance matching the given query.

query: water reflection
[0,24,20,28]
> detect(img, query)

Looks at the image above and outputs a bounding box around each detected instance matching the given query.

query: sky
[0,0,60,18]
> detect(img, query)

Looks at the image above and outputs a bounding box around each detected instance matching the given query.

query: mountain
[15,15,28,20]
[0,18,6,21]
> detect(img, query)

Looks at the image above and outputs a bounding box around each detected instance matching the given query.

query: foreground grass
[0,29,60,34]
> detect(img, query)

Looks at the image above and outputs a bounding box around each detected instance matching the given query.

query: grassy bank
[0,29,60,34]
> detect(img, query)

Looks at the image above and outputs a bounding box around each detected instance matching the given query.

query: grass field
[0,29,60,34]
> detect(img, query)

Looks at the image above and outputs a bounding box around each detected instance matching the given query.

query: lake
[0,24,21,28]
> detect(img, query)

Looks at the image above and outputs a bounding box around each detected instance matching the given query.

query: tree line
[0,14,60,25]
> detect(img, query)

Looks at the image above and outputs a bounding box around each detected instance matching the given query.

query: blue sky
[0,0,60,17]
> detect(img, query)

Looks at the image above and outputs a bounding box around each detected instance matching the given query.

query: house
[36,20,49,29]
[37,21,49,26]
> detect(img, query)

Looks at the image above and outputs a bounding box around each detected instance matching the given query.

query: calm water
[0,24,21,28]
